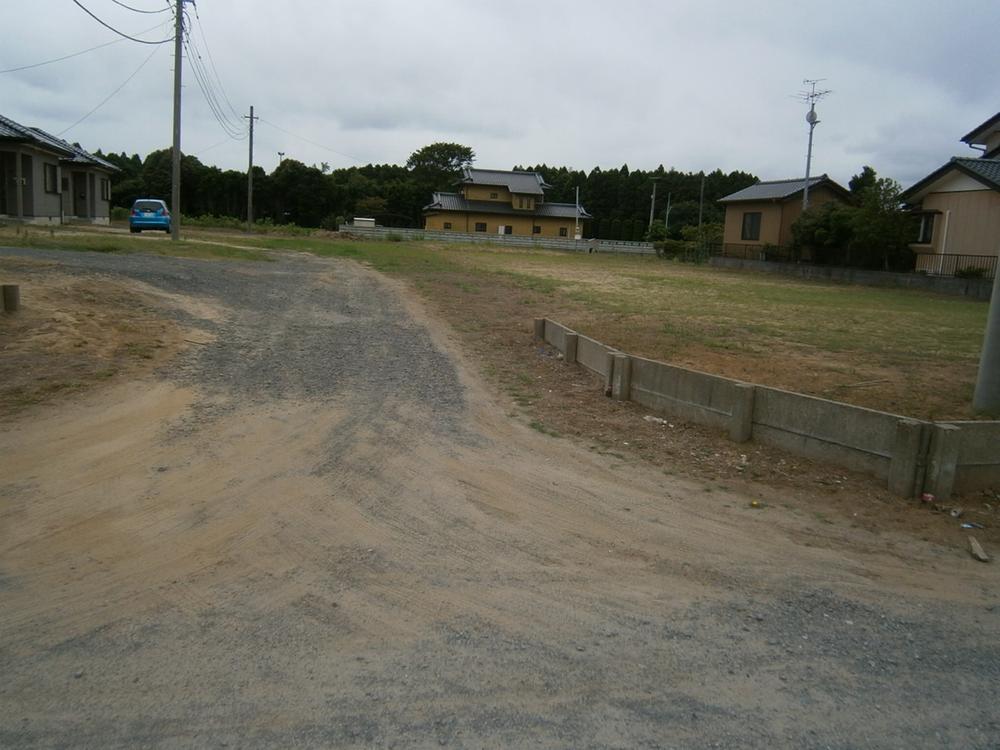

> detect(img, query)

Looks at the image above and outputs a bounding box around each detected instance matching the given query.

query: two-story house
[0,113,118,225]
[900,112,1000,276]
[423,168,592,238]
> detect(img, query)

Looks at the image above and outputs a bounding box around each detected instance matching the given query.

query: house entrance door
[0,152,12,215]
[21,154,34,217]
[72,171,88,218]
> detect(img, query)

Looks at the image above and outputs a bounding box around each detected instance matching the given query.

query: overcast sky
[3,0,997,187]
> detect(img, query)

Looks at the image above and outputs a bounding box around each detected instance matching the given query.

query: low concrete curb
[534,318,1000,499]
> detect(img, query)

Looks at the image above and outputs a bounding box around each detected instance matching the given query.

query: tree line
[96,142,758,241]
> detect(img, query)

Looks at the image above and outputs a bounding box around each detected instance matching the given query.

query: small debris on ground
[968,537,990,563]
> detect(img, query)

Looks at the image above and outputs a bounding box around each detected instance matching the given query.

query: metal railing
[717,243,796,262]
[914,253,997,280]
[337,224,656,254]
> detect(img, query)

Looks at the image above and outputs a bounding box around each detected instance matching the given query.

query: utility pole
[245,105,258,232]
[697,173,705,238]
[648,178,659,229]
[973,266,1000,413]
[797,79,831,212]
[574,185,581,240]
[170,0,184,241]
[664,193,672,233]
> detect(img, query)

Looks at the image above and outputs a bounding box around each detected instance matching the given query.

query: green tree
[849,165,877,196]
[406,143,475,182]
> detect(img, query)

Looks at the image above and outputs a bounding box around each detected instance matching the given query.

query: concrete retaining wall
[534,318,999,498]
[941,421,1000,492]
[709,256,994,300]
[630,356,738,432]
[752,386,899,479]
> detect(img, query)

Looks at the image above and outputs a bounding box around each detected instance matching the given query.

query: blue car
[129,198,171,233]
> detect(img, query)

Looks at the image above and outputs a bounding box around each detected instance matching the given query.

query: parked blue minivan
[129,198,171,233]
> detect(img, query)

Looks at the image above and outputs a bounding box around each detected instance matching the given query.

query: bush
[654,239,694,258]
[386,233,403,242]
[319,213,340,231]
[110,206,129,221]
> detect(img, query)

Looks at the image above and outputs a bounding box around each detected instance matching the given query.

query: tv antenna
[794,79,832,210]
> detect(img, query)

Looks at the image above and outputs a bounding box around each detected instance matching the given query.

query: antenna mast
[795,79,831,211]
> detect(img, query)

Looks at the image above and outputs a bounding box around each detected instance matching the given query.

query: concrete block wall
[534,318,1000,498]
[941,421,1000,493]
[751,386,900,479]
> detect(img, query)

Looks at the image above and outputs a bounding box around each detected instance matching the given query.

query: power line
[0,20,171,73]
[190,3,242,123]
[257,118,364,164]
[111,0,170,13]
[70,0,174,44]
[57,45,162,136]
[183,30,246,139]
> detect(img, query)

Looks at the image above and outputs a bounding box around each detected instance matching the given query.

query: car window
[134,201,164,211]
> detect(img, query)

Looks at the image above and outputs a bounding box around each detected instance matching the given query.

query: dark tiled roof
[718,174,846,202]
[900,157,1000,203]
[0,113,117,171]
[424,192,591,219]
[460,168,549,195]
[961,112,1000,145]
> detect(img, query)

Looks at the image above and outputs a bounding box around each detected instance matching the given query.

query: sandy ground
[1,248,998,749]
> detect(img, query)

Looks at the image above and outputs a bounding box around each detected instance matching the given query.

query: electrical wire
[0,20,171,73]
[183,30,246,139]
[57,45,162,136]
[70,0,173,44]
[258,119,364,164]
[111,0,170,13]
[190,2,242,123]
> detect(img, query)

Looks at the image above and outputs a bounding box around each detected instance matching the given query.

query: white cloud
[2,0,995,189]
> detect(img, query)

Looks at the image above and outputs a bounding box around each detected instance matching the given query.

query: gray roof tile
[424,192,591,219]
[460,168,549,195]
[0,113,117,171]
[719,174,846,202]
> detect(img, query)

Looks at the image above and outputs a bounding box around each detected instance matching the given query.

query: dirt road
[1,248,998,749]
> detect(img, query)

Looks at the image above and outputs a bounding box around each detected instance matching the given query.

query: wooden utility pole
[170,0,183,241]
[245,105,258,231]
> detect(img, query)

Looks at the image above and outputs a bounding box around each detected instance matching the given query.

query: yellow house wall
[722,202,783,246]
[723,186,845,247]
[916,190,1000,257]
[464,185,511,202]
[424,212,575,237]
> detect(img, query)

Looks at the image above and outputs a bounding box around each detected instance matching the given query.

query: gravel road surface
[1,247,998,749]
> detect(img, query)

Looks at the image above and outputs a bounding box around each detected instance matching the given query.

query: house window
[741,211,762,241]
[504,225,513,235]
[917,214,934,244]
[533,225,541,234]
[443,222,452,230]
[518,197,524,208]
[490,192,498,199]
[559,227,568,237]
[44,164,58,193]
[475,222,487,232]
[100,178,110,201]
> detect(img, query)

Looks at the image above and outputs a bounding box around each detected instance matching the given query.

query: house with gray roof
[901,112,1000,274]
[1,113,118,225]
[717,174,850,254]
[423,167,592,238]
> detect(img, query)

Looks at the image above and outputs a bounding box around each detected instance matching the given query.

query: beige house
[0,113,117,225]
[423,168,591,238]
[717,174,850,253]
[900,112,1000,276]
